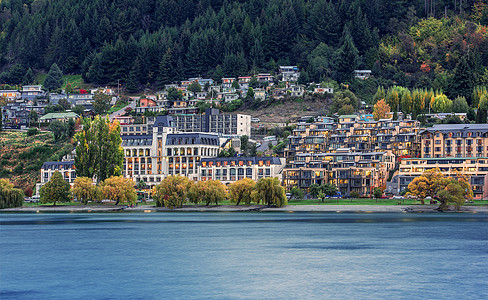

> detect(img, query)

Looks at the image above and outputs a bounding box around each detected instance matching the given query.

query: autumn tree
[373,99,391,120]
[40,171,71,205]
[72,177,95,204]
[407,168,444,204]
[152,175,192,208]
[430,92,452,113]
[101,176,137,205]
[188,180,227,206]
[435,177,469,211]
[228,178,256,205]
[74,116,124,183]
[373,187,383,200]
[252,177,287,207]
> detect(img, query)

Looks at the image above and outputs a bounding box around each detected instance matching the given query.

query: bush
[27,128,39,136]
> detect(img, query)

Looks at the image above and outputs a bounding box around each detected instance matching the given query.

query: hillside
[1,0,486,96]
[0,130,73,192]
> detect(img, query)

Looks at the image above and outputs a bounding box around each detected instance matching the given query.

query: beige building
[420,124,488,158]
[199,157,286,184]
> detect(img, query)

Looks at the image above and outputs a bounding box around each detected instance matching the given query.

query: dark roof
[200,157,283,165]
[154,115,174,127]
[166,133,219,146]
[420,124,488,137]
[121,135,153,146]
[121,134,152,140]
[42,161,75,169]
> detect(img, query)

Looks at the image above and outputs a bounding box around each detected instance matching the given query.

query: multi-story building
[198,157,285,183]
[173,108,251,137]
[36,160,77,196]
[283,149,395,196]
[122,124,222,185]
[285,116,420,159]
[390,124,488,198]
[419,124,488,158]
[393,157,488,198]
[279,66,300,82]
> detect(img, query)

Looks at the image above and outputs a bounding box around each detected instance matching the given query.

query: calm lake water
[1,212,487,299]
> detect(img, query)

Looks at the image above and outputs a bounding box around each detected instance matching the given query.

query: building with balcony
[391,124,488,198]
[198,157,285,184]
[419,124,488,158]
[172,108,251,137]
[283,149,395,196]
[122,125,222,185]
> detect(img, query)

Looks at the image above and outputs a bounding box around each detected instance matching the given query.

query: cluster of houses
[37,107,488,200]
[5,68,486,201]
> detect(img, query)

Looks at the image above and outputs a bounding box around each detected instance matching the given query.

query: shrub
[27,128,39,136]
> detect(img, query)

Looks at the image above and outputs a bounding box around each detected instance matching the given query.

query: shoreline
[1,204,487,213]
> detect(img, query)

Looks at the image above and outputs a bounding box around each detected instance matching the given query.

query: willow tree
[0,179,24,209]
[101,176,136,205]
[74,116,124,183]
[188,180,227,206]
[228,177,256,205]
[253,177,287,207]
[72,177,96,204]
[152,175,192,208]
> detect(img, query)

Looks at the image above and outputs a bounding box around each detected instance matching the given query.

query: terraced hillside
[0,130,73,192]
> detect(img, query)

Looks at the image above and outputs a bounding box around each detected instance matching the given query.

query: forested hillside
[1,0,487,97]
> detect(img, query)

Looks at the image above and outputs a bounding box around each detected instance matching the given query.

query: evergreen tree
[334,26,359,83]
[23,68,35,85]
[43,63,63,91]
[157,48,175,88]
[448,52,482,104]
[125,59,141,94]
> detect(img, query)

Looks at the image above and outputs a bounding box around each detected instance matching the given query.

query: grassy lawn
[107,100,129,114]
[34,73,86,89]
[287,198,488,206]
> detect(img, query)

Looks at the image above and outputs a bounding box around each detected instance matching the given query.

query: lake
[1,212,487,299]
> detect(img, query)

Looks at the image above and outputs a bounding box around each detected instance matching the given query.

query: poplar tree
[74,116,124,183]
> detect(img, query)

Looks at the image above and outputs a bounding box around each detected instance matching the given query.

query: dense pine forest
[1,0,487,98]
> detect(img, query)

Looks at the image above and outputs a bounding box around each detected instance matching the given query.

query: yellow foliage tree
[72,177,95,204]
[406,168,444,204]
[101,176,137,205]
[188,180,227,206]
[152,175,192,208]
[253,177,287,207]
[228,178,256,206]
[373,99,391,120]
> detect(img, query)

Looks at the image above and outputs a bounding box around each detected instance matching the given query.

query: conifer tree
[334,26,359,83]
[23,68,35,85]
[43,63,63,91]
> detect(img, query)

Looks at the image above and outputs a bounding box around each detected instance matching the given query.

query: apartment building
[173,108,251,137]
[199,157,286,184]
[283,149,395,196]
[122,124,221,185]
[391,124,488,198]
[285,116,420,159]
[419,124,488,158]
[394,157,488,198]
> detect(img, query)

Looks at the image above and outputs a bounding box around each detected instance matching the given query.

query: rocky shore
[2,204,487,213]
